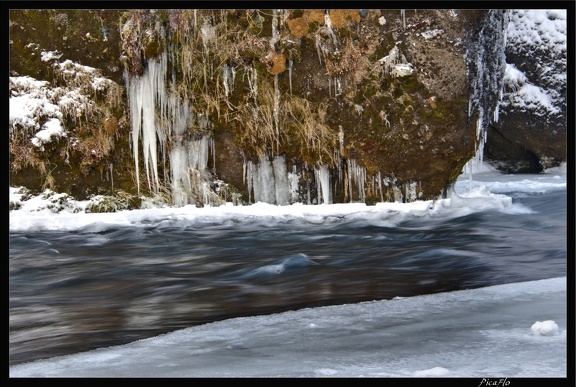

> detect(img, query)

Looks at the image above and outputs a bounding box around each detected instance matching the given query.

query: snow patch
[421,29,444,39]
[413,366,450,376]
[531,320,559,336]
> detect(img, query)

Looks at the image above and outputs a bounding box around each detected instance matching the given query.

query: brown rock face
[11,9,558,208]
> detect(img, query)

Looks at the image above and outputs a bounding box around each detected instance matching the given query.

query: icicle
[168,135,216,207]
[126,70,142,196]
[247,65,258,104]
[316,164,331,204]
[393,186,403,203]
[210,136,216,173]
[346,159,366,203]
[273,75,280,153]
[222,64,236,98]
[188,136,209,171]
[169,142,189,207]
[258,156,275,204]
[140,64,160,193]
[324,10,332,32]
[250,161,259,203]
[125,53,173,197]
[315,34,324,65]
[356,163,366,203]
[273,155,290,205]
[465,10,508,177]
[288,59,293,95]
[201,181,210,205]
[324,11,338,48]
[244,155,292,205]
[405,181,418,203]
[333,78,342,97]
[271,9,280,50]
[245,160,253,204]
[306,179,312,205]
[347,159,353,201]
[222,64,230,97]
[476,116,483,141]
[230,66,236,94]
[288,164,300,203]
[377,172,384,203]
[337,152,343,183]
[109,163,114,191]
[243,160,247,192]
[315,169,322,204]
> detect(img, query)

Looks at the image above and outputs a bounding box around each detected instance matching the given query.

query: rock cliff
[485,10,567,173]
[9,9,566,210]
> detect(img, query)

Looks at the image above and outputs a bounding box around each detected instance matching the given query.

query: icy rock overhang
[9,9,519,207]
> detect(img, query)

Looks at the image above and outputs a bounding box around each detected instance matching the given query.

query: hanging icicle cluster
[464,10,509,176]
[124,48,219,206]
[244,155,292,205]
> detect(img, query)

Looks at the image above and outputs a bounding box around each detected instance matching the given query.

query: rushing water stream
[9,173,567,366]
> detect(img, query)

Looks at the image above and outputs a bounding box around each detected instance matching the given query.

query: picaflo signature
[478,378,510,387]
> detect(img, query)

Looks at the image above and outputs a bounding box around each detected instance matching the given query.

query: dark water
[9,190,567,366]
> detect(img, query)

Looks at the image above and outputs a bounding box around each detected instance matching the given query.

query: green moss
[86,191,141,213]
[144,39,162,59]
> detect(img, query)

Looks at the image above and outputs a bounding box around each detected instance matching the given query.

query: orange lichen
[303,10,325,25]
[265,51,287,75]
[286,17,308,38]
[329,10,361,28]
